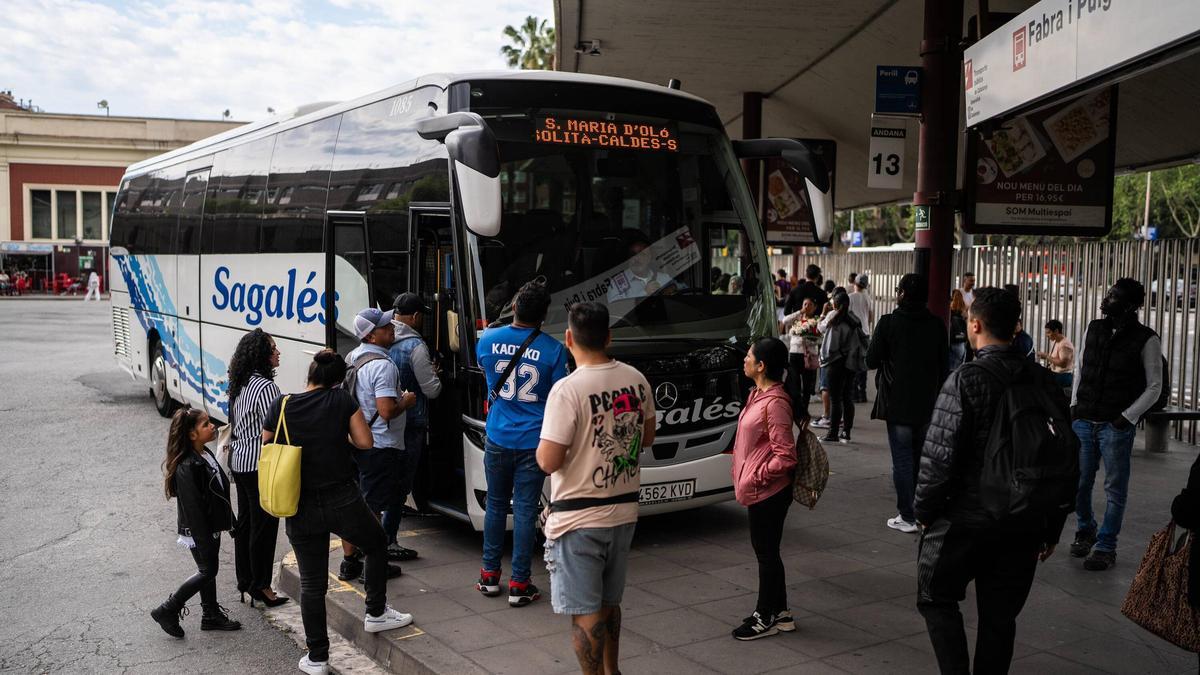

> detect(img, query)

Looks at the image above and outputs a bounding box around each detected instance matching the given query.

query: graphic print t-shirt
[477,326,569,449]
[539,360,654,539]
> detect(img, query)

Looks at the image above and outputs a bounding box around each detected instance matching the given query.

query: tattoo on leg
[571,619,605,675]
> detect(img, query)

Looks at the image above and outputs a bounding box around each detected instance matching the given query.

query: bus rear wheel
[150,341,178,418]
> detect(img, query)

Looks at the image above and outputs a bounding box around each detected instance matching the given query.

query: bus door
[325,211,373,355]
[407,204,461,510]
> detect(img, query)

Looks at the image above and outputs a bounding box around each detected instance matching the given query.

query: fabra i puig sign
[964,0,1200,125]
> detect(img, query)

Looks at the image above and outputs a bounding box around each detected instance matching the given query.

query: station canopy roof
[555,0,1200,210]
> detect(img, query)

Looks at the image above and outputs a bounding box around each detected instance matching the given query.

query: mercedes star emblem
[655,382,679,409]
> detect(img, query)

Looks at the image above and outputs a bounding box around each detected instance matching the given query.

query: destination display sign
[534,116,679,152]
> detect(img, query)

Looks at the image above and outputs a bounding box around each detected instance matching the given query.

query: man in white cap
[339,308,415,583]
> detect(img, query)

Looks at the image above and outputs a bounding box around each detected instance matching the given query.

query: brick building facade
[0,91,240,291]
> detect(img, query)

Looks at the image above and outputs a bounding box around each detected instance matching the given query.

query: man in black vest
[1070,278,1162,571]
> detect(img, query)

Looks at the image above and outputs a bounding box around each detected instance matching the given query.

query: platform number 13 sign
[867,125,906,190]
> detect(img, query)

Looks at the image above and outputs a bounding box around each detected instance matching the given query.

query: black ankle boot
[150,594,187,638]
[201,603,242,631]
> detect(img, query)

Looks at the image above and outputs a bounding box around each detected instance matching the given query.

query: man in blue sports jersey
[475,281,569,607]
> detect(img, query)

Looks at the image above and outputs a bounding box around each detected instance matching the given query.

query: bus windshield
[470,109,773,340]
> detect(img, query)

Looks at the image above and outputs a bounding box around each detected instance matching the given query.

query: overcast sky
[2,0,552,121]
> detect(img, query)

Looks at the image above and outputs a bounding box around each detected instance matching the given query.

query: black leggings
[173,540,219,608]
[287,481,390,662]
[748,485,793,617]
[233,470,280,593]
[827,361,855,435]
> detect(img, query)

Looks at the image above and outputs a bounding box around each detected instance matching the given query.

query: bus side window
[205,138,274,255]
[264,117,339,254]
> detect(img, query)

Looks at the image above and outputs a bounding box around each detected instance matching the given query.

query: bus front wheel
[150,341,177,418]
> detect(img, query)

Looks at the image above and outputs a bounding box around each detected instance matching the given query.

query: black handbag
[871,362,893,421]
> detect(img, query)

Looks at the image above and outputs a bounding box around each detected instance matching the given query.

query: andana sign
[964,0,1200,125]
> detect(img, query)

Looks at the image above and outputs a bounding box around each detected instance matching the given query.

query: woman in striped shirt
[227,328,288,607]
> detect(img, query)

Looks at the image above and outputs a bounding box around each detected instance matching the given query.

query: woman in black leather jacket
[149,408,241,638]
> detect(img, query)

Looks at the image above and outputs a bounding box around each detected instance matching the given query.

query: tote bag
[793,428,830,509]
[258,395,302,518]
[1120,520,1200,652]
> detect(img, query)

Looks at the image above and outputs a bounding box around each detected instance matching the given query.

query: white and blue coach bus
[108,71,832,529]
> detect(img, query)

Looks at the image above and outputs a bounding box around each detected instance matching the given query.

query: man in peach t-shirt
[537,301,655,675]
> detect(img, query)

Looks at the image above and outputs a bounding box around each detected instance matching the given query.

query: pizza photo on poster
[761,139,836,247]
[964,86,1118,236]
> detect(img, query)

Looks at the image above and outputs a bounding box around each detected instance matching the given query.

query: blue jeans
[482,439,545,583]
[382,425,424,544]
[887,422,927,523]
[1073,419,1137,552]
[948,343,967,371]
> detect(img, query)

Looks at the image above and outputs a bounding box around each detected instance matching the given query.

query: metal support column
[913,0,962,324]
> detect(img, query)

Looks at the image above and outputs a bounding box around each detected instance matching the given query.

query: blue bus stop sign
[875,66,922,116]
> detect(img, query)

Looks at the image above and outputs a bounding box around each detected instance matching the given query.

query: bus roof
[124,70,715,179]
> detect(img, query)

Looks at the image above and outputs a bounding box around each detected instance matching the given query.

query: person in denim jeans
[1070,279,1162,571]
[475,281,568,607]
[866,273,947,534]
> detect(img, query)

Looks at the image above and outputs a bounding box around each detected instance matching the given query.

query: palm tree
[501,16,556,70]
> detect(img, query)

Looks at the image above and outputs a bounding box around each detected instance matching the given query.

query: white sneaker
[886,515,919,534]
[811,417,830,429]
[298,654,330,675]
[364,606,414,633]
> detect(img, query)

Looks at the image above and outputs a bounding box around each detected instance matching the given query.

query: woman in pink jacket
[731,337,801,641]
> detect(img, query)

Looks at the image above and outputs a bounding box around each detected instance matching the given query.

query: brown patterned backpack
[1120,520,1200,652]
[793,428,829,509]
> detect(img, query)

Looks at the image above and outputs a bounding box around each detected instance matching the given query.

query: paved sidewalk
[281,412,1198,674]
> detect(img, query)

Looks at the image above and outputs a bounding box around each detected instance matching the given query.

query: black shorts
[357,447,401,513]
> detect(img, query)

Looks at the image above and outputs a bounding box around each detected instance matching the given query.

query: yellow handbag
[258,395,302,518]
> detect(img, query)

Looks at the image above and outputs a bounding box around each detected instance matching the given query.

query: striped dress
[229,373,282,474]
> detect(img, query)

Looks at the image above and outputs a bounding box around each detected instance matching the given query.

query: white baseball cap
[353,308,395,340]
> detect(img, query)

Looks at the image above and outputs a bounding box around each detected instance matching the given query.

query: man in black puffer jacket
[915,287,1068,675]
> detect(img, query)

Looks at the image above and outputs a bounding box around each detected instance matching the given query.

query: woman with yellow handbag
[261,350,416,675]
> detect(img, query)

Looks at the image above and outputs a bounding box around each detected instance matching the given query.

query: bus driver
[607,234,680,302]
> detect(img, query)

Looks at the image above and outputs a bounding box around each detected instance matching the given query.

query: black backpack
[973,358,1080,522]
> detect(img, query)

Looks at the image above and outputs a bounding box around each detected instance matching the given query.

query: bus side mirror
[732,138,834,245]
[417,113,502,237]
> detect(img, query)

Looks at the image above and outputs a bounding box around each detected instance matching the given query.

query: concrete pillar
[913,0,963,324]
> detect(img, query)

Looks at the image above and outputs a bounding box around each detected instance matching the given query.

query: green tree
[501,16,555,70]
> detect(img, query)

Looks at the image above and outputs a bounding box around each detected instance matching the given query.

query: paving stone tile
[676,635,814,674]
[638,572,751,605]
[622,554,694,585]
[826,600,927,640]
[786,579,878,614]
[821,638,935,674]
[781,523,876,553]
[1007,652,1104,674]
[463,642,573,675]
[781,550,873,579]
[1048,634,1195,673]
[765,661,852,674]
[653,542,757,572]
[421,613,520,653]
[624,607,732,648]
[618,584,681,618]
[829,538,919,567]
[405,559,514,592]
[690,591,771,623]
[478,601,565,639]
[824,568,916,601]
[773,614,885,658]
[621,650,720,675]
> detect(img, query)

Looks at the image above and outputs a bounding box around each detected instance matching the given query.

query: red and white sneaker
[507,580,541,607]
[477,569,501,597]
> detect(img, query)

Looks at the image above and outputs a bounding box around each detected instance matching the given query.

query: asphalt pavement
[0,299,301,673]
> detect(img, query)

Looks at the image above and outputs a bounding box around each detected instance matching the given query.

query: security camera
[574,40,601,56]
